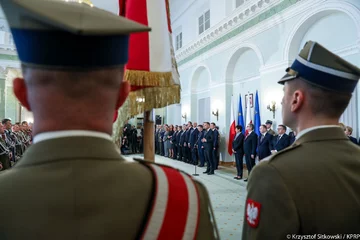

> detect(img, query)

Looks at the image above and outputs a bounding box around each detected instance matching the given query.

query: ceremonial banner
[113,0,181,140]
[254,90,261,136]
[238,94,245,134]
[228,96,236,156]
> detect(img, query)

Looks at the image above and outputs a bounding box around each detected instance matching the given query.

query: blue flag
[254,90,261,136]
[238,94,245,134]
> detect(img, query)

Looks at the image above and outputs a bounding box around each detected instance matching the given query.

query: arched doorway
[190,65,211,123]
[225,44,263,127]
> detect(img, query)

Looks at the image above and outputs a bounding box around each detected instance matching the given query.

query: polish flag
[228,96,236,156]
[245,95,252,136]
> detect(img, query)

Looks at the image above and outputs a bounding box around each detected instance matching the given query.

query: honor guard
[242,41,360,239]
[0,123,11,171]
[0,0,218,239]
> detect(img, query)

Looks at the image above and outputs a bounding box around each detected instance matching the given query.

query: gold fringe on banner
[124,70,173,87]
[112,84,181,141]
[128,85,180,116]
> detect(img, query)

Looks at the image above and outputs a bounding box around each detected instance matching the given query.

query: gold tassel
[124,70,174,87]
[112,85,181,141]
[127,85,181,116]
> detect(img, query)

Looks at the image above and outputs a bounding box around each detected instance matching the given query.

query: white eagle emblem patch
[246,199,261,228]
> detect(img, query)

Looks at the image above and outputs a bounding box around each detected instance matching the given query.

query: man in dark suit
[183,122,192,162]
[289,130,297,145]
[345,126,358,145]
[179,125,187,161]
[159,125,165,156]
[232,125,244,180]
[271,124,290,153]
[170,126,178,159]
[210,123,219,170]
[202,122,214,175]
[175,125,183,160]
[244,123,258,181]
[189,122,199,165]
[196,125,205,167]
[257,124,272,161]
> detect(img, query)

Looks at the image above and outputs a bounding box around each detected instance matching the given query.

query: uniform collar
[295,125,347,144]
[15,136,121,168]
[33,130,112,144]
[296,125,340,140]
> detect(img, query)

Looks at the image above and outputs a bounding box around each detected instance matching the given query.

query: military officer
[0,0,219,239]
[265,120,276,136]
[242,41,360,239]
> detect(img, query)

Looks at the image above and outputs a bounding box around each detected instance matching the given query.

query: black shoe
[203,171,209,174]
[198,165,204,167]
[234,176,242,180]
[244,179,248,182]
[207,172,214,175]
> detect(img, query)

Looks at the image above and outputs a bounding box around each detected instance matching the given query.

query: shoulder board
[135,158,200,240]
[263,143,301,162]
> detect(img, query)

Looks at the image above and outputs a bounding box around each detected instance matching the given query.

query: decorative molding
[177,0,320,71]
[176,0,301,66]
[334,43,360,57]
[259,60,291,74]
[191,88,210,95]
[233,74,260,84]
[0,53,18,61]
[283,0,360,61]
[210,82,233,89]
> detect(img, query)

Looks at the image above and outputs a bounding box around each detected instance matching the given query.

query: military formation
[0,119,32,171]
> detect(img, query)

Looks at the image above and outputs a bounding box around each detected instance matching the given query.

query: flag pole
[143,110,155,162]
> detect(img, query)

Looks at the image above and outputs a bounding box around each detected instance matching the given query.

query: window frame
[198,9,210,35]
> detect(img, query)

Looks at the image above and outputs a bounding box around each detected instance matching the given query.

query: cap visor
[278,73,296,84]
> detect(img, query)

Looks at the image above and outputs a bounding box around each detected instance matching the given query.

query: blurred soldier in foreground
[0,0,218,239]
[242,41,360,239]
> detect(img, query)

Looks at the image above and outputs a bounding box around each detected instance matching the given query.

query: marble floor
[123,154,248,240]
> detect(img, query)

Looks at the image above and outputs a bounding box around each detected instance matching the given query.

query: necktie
[260,135,264,142]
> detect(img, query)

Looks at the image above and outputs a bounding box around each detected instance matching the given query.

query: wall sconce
[212,109,219,121]
[267,101,276,119]
[182,113,187,122]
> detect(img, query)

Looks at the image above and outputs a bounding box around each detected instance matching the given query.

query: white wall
[166,0,360,162]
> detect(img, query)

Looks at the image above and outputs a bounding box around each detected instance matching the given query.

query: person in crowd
[243,41,360,239]
[163,126,170,157]
[202,122,215,175]
[265,120,276,136]
[189,122,199,165]
[196,124,205,167]
[271,124,290,153]
[176,125,183,160]
[344,126,358,145]
[211,123,219,170]
[289,130,297,145]
[257,124,272,161]
[243,123,258,181]
[169,125,177,159]
[232,125,244,180]
[0,123,11,171]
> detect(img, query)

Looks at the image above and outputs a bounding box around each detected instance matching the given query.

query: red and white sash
[141,164,200,240]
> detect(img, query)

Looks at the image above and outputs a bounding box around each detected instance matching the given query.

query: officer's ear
[290,89,305,113]
[115,80,130,110]
[13,78,31,111]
